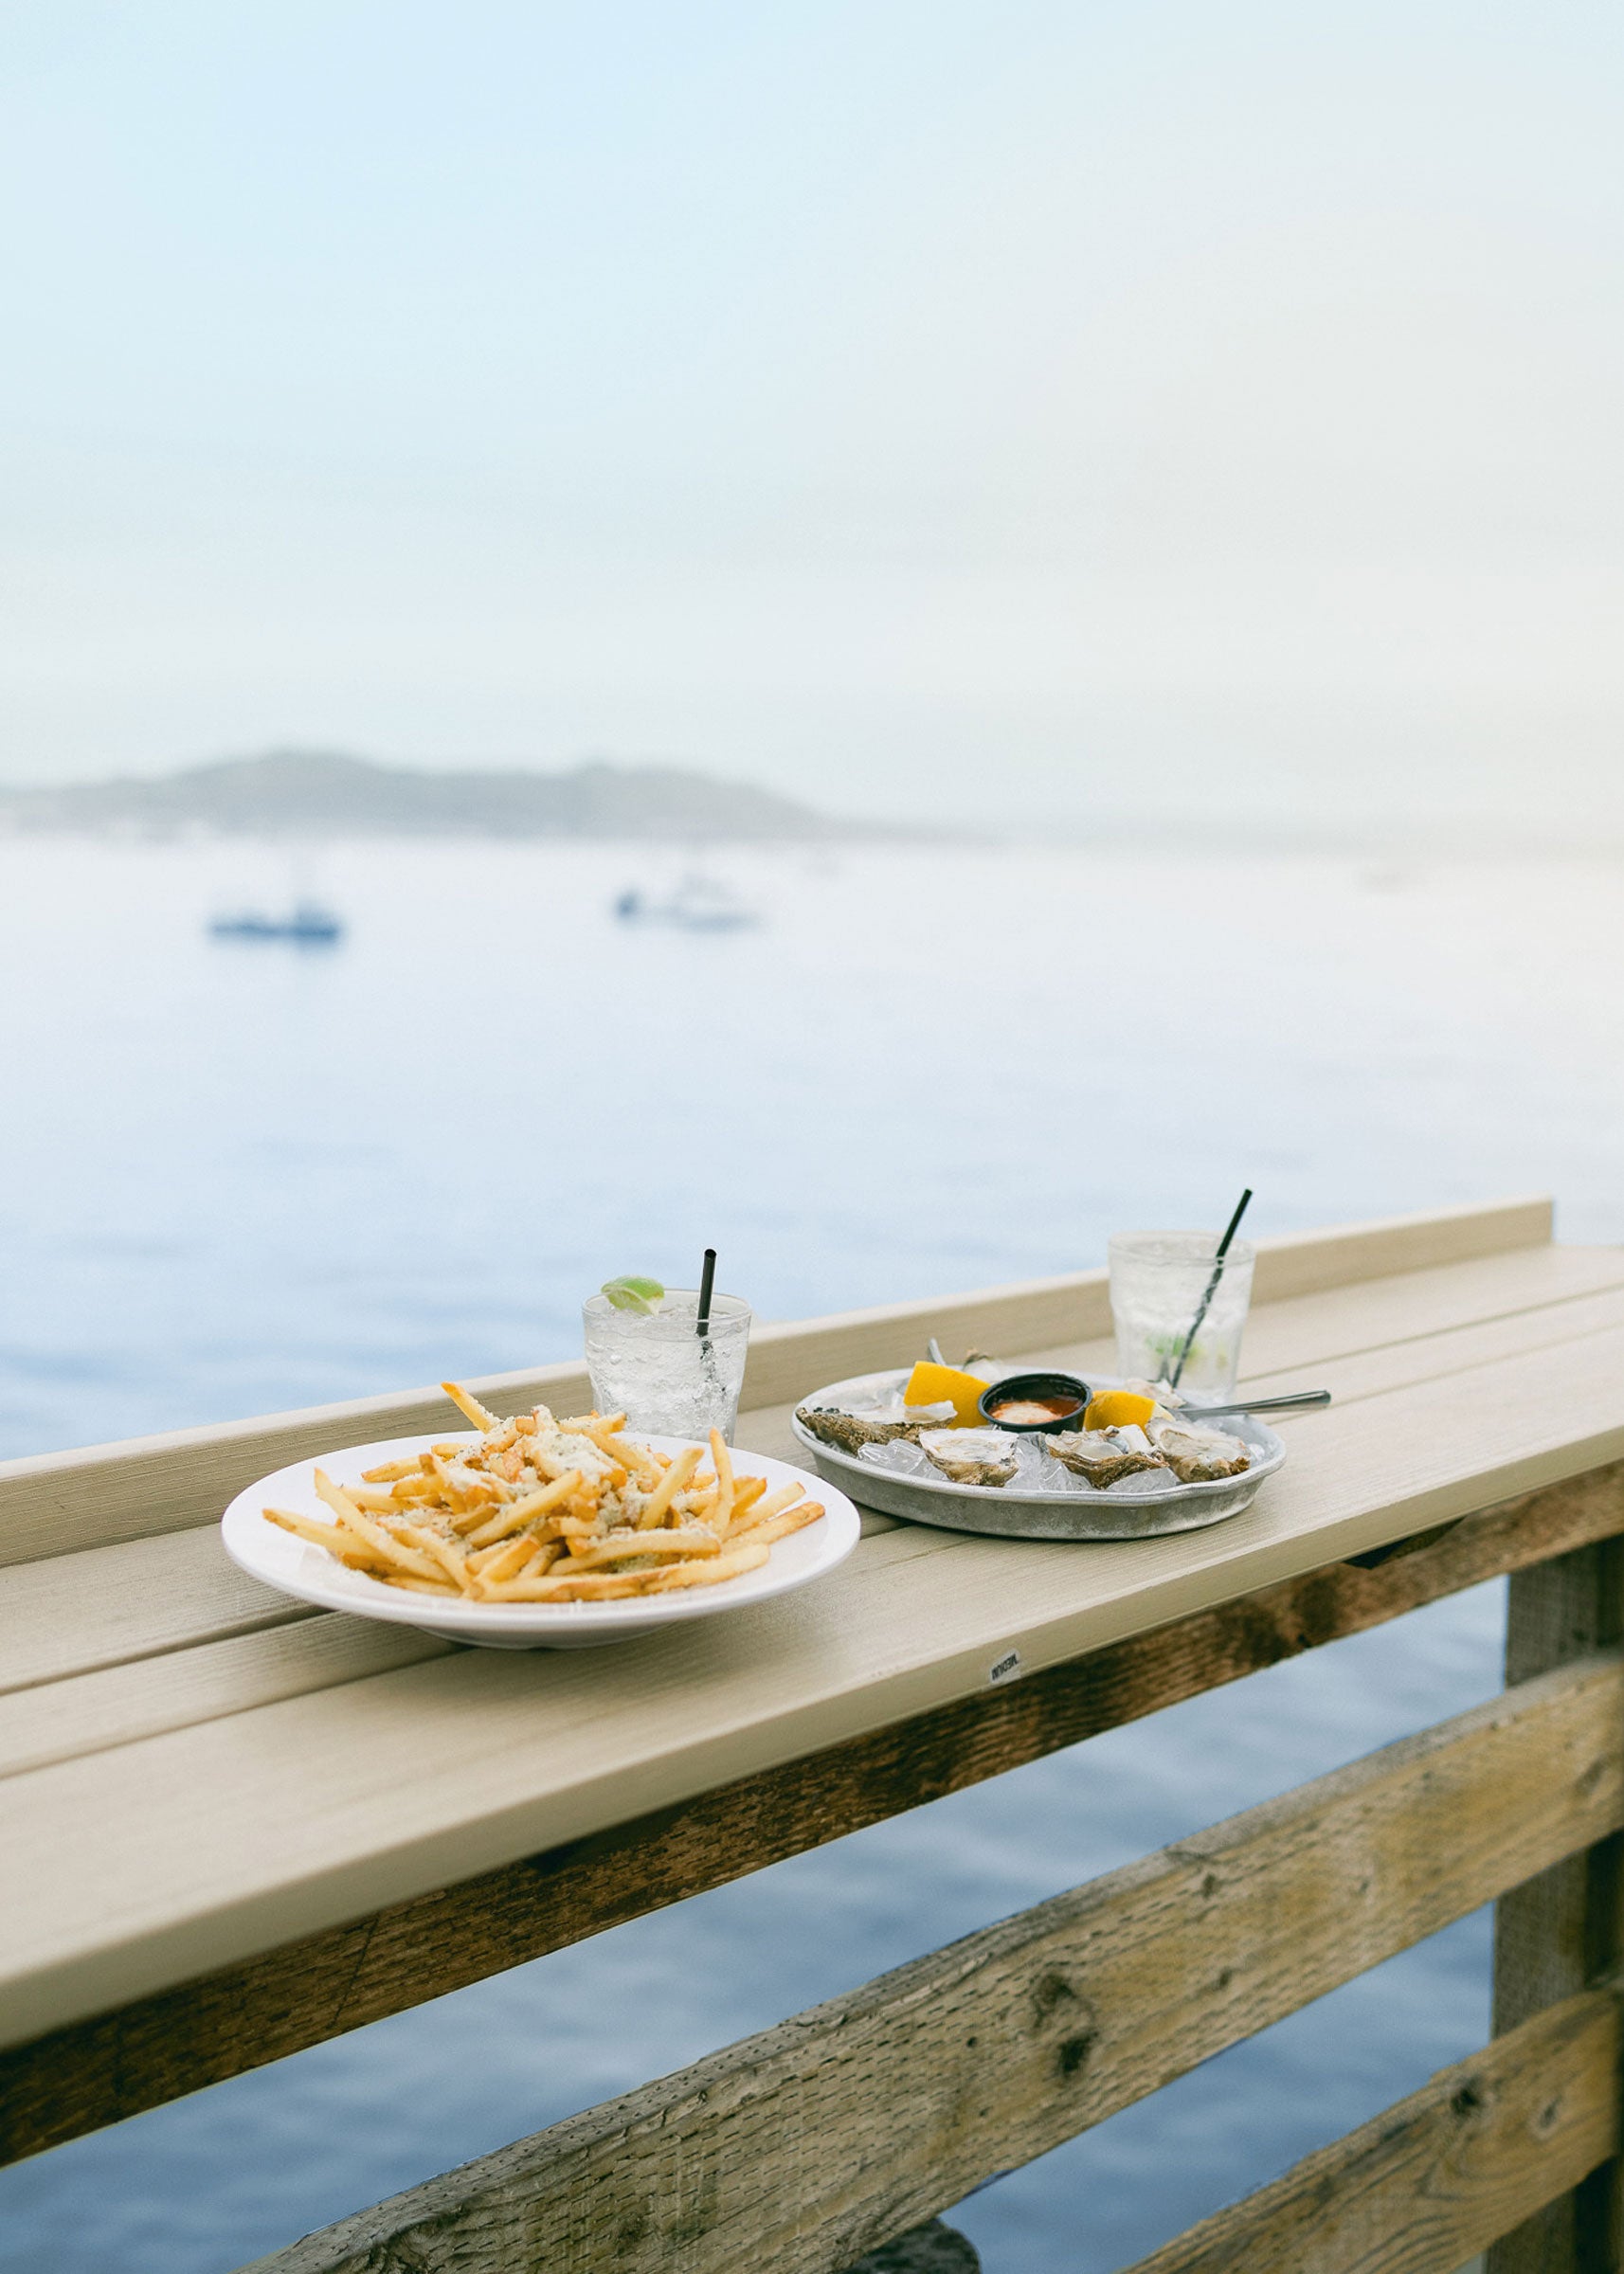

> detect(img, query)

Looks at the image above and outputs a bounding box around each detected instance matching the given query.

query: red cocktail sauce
[988,1394,1082,1424]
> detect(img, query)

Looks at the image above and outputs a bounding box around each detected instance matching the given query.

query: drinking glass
[1107,1232,1256,1399]
[582,1289,752,1443]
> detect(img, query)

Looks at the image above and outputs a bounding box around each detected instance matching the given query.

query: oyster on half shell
[1147,1419,1252,1483]
[1040,1424,1168,1489]
[795,1401,953,1457]
[917,1427,1020,1488]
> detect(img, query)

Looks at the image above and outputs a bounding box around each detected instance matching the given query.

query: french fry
[262,1507,383,1567]
[469,1531,565,1586]
[531,1441,593,1485]
[486,1537,566,1587]
[637,1442,701,1527]
[487,1568,656,1601]
[642,1542,770,1591]
[557,1410,627,1437]
[465,1471,583,1549]
[381,1574,462,1597]
[733,1479,803,1528]
[380,1513,440,1545]
[708,1429,735,1530]
[442,1380,499,1431]
[566,1422,661,1489]
[313,1468,368,1525]
[560,1526,719,1568]
[361,1458,424,1483]
[732,1501,824,1548]
[429,1453,504,1511]
[389,1520,478,1595]
[347,1486,405,1513]
[617,1446,662,1489]
[312,1472,443,1580]
[729,1475,767,1519]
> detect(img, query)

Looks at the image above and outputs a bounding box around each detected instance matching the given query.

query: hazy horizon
[6,741,1624,854]
[3,3,1621,837]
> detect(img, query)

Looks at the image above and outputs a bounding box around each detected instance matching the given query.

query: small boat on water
[208,901,345,946]
[613,875,759,932]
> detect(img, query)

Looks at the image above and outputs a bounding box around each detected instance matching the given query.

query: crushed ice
[1009,1438,1089,1492]
[857,1439,931,1478]
[1104,1464,1179,1497]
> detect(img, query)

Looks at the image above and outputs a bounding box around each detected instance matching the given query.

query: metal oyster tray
[790,1369,1287,1541]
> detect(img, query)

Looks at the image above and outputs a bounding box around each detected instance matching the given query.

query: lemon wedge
[902,1360,990,1427]
[1083,1389,1157,1431]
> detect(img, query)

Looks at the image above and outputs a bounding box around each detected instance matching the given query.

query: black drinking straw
[1169,1189,1253,1390]
[696,1248,717,1340]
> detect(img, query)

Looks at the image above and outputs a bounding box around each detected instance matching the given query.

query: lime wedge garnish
[601,1274,665,1315]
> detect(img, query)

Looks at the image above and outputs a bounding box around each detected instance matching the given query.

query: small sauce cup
[977,1371,1091,1435]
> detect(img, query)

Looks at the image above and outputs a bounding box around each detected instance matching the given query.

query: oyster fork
[1179,1389,1331,1418]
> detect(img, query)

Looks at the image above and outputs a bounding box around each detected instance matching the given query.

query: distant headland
[0,749,846,842]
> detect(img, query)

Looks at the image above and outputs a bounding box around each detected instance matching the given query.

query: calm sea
[1,833,1619,2272]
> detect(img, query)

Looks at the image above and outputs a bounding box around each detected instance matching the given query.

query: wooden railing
[155,1468,1614,2273]
[2,1197,1618,2273]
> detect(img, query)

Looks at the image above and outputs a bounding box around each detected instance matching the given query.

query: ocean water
[1,833,1620,2272]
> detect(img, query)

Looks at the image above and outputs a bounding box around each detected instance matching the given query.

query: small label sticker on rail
[988,1650,1022,1686]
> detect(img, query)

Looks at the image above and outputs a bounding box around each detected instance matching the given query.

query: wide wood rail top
[2,1192,1621,2078]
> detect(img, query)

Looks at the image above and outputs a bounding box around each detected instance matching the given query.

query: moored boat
[208,901,344,945]
[613,874,759,931]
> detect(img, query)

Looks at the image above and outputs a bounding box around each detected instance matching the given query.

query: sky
[1,1,1621,836]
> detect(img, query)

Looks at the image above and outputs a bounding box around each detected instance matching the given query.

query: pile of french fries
[263,1381,823,1603]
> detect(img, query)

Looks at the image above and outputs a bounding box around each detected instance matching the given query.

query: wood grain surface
[11,1289,1624,2060]
[1120,1988,1620,2274]
[240,1647,1624,2274]
[6,1249,1615,1760]
[0,1617,450,1782]
[0,1525,315,1694]
[2,1218,1622,2052]
[9,1282,1619,2047]
[6,1460,1621,2165]
[1488,1536,1624,2274]
[9,1234,1610,1708]
[0,1197,1556,1570]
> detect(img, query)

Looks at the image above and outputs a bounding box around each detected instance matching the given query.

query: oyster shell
[1147,1419,1251,1483]
[1040,1424,1168,1489]
[1115,1376,1186,1412]
[917,1426,1020,1488]
[796,1404,921,1456]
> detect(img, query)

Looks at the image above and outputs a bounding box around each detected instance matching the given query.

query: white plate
[222,1432,860,1649]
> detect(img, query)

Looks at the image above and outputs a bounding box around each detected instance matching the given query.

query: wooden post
[1489,1534,1624,2274]
[237,1654,1624,2274]
[841,2223,979,2273]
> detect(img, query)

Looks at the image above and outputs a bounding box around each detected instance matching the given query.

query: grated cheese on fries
[262,1381,822,1603]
